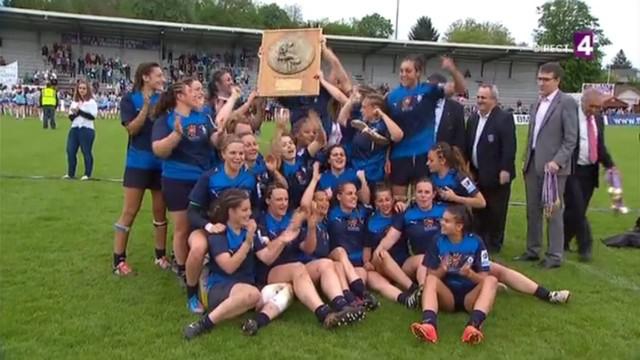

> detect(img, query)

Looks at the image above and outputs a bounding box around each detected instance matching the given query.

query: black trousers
[473,183,511,253]
[563,165,598,256]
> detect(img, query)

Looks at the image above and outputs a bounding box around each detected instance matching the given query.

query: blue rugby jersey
[366,211,410,263]
[430,169,479,203]
[151,110,215,181]
[318,168,361,194]
[350,119,390,184]
[120,91,162,170]
[298,220,331,262]
[386,83,444,159]
[189,166,257,209]
[392,202,446,254]
[280,149,312,209]
[207,226,256,287]
[423,233,490,292]
[328,204,371,264]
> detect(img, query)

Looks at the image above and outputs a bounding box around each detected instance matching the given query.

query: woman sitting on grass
[411,204,498,345]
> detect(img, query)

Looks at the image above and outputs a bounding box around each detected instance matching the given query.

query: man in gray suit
[515,62,578,268]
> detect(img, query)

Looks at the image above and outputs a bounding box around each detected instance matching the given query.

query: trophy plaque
[257,28,322,97]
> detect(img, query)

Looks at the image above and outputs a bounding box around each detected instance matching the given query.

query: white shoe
[549,290,571,304]
[80,175,90,181]
[62,175,72,180]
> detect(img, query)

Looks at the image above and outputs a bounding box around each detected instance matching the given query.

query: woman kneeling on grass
[184,189,290,339]
[411,204,498,345]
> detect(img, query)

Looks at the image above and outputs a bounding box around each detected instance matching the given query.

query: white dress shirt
[472,111,490,168]
[433,98,445,141]
[532,89,559,149]
[577,110,597,165]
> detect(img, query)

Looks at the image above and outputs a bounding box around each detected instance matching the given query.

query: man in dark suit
[564,88,615,262]
[428,73,466,151]
[517,62,578,269]
[465,84,516,253]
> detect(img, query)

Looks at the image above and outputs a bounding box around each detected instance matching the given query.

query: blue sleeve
[151,114,172,142]
[327,219,342,250]
[348,169,362,190]
[318,172,331,191]
[423,239,441,270]
[188,172,211,207]
[458,173,479,197]
[120,95,136,126]
[473,237,491,273]
[424,83,445,102]
[209,234,229,259]
[391,212,404,231]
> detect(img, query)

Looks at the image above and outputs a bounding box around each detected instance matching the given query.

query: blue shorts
[390,248,410,266]
[207,281,254,310]
[123,167,161,190]
[389,153,429,186]
[451,284,476,312]
[349,253,364,268]
[162,177,196,212]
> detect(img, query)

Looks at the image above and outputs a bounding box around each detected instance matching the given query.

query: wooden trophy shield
[257,28,322,97]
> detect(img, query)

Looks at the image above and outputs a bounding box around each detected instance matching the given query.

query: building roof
[0,7,573,63]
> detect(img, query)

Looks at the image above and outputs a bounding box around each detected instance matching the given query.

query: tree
[284,4,303,25]
[408,16,439,41]
[354,13,394,38]
[534,0,610,92]
[610,49,632,69]
[257,3,292,29]
[444,19,515,45]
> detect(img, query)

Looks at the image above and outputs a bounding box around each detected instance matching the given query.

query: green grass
[1,116,639,359]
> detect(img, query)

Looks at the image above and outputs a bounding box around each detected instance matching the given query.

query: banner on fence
[514,114,530,125]
[0,62,19,87]
[606,114,640,126]
[582,83,615,96]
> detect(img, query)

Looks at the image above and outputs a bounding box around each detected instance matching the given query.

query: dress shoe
[513,253,540,262]
[537,259,561,269]
[578,253,592,263]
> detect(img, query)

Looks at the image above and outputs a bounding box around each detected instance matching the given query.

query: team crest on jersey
[423,218,436,228]
[346,217,362,231]
[295,167,309,185]
[480,250,490,267]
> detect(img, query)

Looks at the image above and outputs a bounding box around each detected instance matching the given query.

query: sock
[314,304,331,323]
[408,282,419,292]
[343,290,357,304]
[330,295,348,311]
[187,285,198,299]
[467,310,486,328]
[113,253,126,267]
[176,264,186,274]
[534,286,551,301]
[349,279,366,298]
[256,312,271,328]
[201,315,215,330]
[422,310,438,328]
[154,248,166,259]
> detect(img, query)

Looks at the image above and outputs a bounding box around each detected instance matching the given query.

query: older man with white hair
[563,88,615,262]
[465,83,516,253]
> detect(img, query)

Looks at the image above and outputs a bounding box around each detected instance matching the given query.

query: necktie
[587,115,598,163]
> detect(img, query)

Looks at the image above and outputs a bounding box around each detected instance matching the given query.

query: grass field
[1,115,639,360]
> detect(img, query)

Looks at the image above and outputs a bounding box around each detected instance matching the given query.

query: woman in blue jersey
[272,109,326,209]
[427,142,486,209]
[410,205,498,345]
[255,184,361,328]
[318,144,370,204]
[64,79,97,181]
[13,90,26,119]
[362,184,422,308]
[337,92,403,185]
[183,189,283,339]
[207,68,256,117]
[151,77,216,283]
[242,132,287,205]
[385,56,466,203]
[183,136,257,313]
[373,178,446,286]
[112,62,168,276]
[328,181,380,310]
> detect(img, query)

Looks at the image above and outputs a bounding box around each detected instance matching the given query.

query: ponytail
[446,204,474,234]
[153,77,196,119]
[432,142,470,178]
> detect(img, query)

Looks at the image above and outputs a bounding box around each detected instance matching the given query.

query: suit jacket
[571,113,615,187]
[436,99,466,151]
[465,107,517,189]
[523,90,578,176]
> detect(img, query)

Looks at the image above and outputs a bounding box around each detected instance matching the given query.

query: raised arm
[321,37,352,94]
[300,162,321,210]
[376,108,403,142]
[441,57,466,96]
[318,72,349,105]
